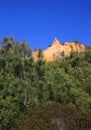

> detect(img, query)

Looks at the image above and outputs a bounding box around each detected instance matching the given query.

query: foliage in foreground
[10,103,91,130]
[0,37,91,129]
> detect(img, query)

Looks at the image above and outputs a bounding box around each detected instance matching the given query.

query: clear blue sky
[0,0,91,50]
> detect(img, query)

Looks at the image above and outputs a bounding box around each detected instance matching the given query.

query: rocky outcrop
[32,38,86,61]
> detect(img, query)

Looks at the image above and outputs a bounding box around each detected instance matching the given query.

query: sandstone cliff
[32,38,86,61]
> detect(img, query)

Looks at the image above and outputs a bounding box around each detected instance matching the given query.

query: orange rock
[32,38,86,61]
[32,50,39,61]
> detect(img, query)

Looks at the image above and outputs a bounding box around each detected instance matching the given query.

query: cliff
[32,38,86,61]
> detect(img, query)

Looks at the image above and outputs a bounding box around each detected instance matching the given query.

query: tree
[0,37,14,56]
[0,70,19,129]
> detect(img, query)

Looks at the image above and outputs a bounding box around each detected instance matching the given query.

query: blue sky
[0,0,91,50]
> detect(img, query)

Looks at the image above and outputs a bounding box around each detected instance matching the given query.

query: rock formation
[32,38,86,61]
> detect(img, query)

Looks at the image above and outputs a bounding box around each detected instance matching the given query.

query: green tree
[0,70,19,129]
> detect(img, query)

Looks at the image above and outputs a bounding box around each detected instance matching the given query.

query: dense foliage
[10,103,91,130]
[0,37,91,130]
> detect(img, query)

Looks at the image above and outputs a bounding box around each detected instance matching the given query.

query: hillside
[0,37,91,130]
[32,38,86,61]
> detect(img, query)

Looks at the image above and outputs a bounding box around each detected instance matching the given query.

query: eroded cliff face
[32,38,86,61]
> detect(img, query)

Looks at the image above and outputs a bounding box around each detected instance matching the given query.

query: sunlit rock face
[32,38,86,61]
[32,49,39,62]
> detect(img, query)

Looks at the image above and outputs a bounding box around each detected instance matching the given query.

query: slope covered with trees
[0,37,91,130]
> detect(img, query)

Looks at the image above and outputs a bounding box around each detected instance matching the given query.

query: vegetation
[0,37,91,130]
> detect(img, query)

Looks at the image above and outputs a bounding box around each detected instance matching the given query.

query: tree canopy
[0,37,91,130]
